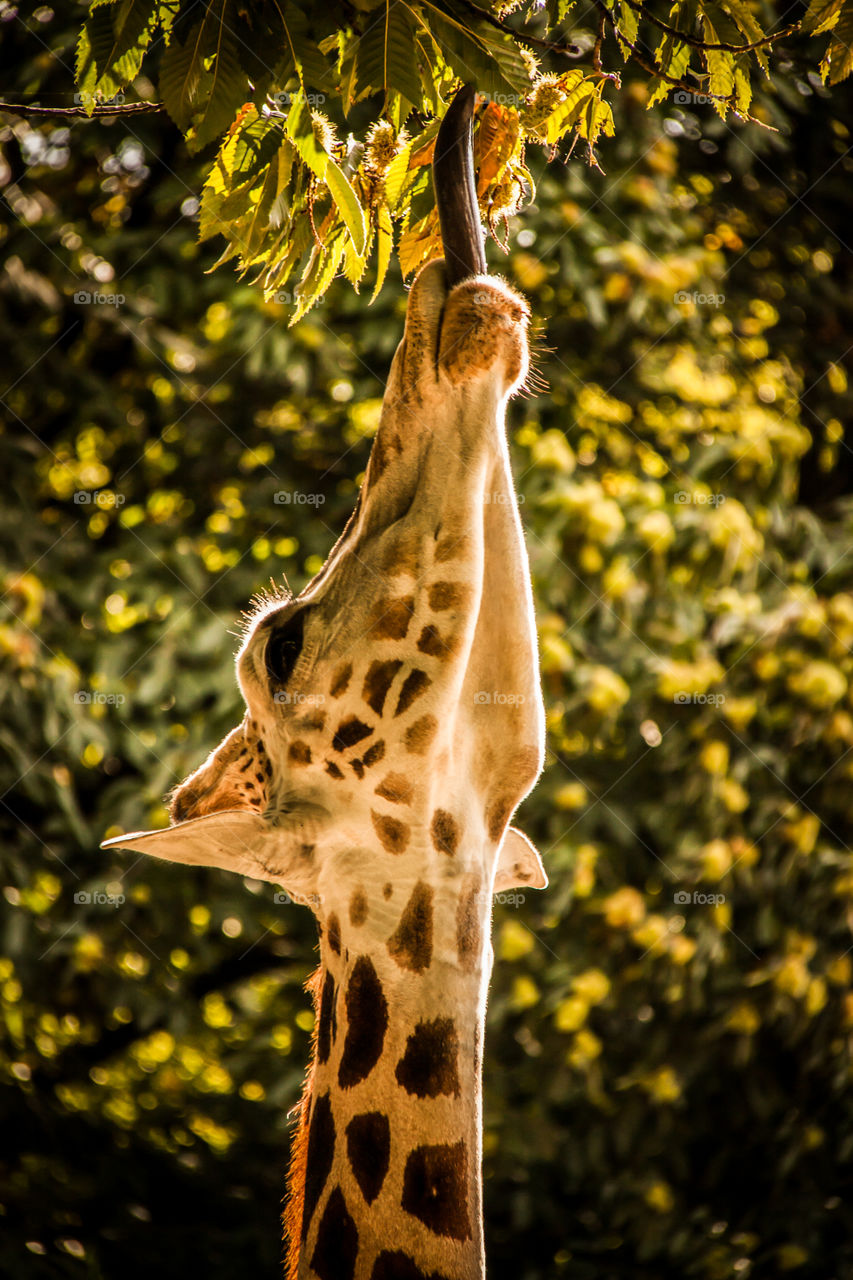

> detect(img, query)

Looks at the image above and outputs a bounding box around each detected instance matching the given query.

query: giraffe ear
[100,809,315,892]
[494,827,548,892]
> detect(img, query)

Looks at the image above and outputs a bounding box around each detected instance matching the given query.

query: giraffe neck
[286,874,492,1280]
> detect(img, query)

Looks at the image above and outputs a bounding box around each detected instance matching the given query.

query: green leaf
[617,0,639,57]
[420,0,528,99]
[324,158,367,256]
[190,6,250,151]
[821,1,853,80]
[159,15,211,131]
[384,118,440,211]
[76,0,162,107]
[272,3,332,95]
[291,225,348,323]
[353,1,424,107]
[801,0,846,34]
[371,203,394,302]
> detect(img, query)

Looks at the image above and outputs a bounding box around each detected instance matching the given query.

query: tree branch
[621,0,800,54]
[0,100,163,120]
[453,0,583,58]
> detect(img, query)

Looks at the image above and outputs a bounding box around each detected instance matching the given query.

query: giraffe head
[103,256,546,933]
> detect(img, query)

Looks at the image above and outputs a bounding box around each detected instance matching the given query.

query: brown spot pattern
[346,1112,390,1205]
[394,669,432,717]
[416,626,459,660]
[362,659,404,717]
[293,710,326,733]
[371,810,411,855]
[288,740,312,765]
[395,1018,461,1098]
[430,809,461,856]
[434,533,468,563]
[486,795,515,842]
[428,581,469,612]
[310,1186,358,1280]
[338,957,388,1088]
[401,1141,471,1240]
[333,717,374,753]
[375,772,414,805]
[404,714,438,755]
[456,875,482,973]
[361,740,386,769]
[371,1254,451,1280]
[369,596,415,640]
[387,882,433,973]
[327,914,342,955]
[325,760,344,780]
[349,889,368,927]
[317,972,336,1065]
[330,662,352,698]
[301,1092,335,1241]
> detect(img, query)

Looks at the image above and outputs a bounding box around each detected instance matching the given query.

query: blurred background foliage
[2,6,853,1280]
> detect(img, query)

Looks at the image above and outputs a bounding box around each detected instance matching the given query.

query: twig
[620,0,800,54]
[452,0,583,58]
[0,100,163,119]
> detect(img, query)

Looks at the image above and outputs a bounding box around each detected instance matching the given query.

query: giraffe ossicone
[103,258,547,1280]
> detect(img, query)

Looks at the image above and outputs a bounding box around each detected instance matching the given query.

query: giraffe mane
[282,963,324,1279]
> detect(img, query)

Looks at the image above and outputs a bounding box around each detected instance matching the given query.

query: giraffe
[103,89,547,1280]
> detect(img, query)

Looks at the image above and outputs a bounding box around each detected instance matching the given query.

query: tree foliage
[2,6,853,1280]
[55,0,851,315]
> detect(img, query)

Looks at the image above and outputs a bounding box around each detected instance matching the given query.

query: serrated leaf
[718,0,770,72]
[371,203,394,302]
[544,77,595,144]
[617,0,639,57]
[159,15,211,131]
[291,224,348,323]
[325,157,367,256]
[76,0,161,107]
[272,3,331,95]
[353,1,424,107]
[191,8,250,151]
[646,37,691,109]
[420,0,527,100]
[802,0,845,34]
[821,2,853,80]
[384,118,440,210]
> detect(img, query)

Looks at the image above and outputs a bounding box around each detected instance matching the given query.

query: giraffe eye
[266,610,305,689]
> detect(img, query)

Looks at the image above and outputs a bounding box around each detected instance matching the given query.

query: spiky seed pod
[365,120,405,172]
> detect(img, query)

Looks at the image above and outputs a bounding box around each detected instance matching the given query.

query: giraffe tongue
[433,83,486,288]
